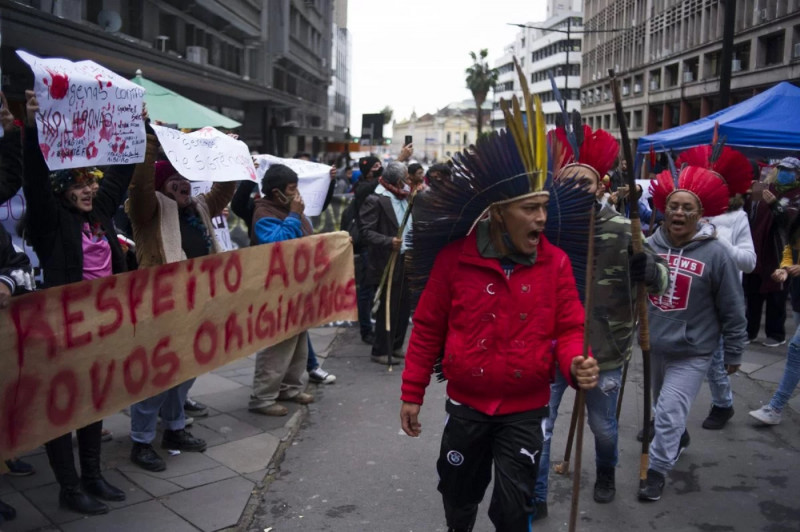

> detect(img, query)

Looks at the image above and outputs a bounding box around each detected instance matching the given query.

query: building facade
[581,0,800,151]
[2,0,345,156]
[491,0,583,130]
[327,0,351,140]
[392,100,491,163]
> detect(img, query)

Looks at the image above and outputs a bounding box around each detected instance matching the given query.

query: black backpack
[340,200,363,253]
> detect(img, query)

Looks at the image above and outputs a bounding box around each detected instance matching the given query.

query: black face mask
[372,167,383,178]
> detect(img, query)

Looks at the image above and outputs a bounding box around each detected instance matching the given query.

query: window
[634,110,643,129]
[446,132,451,144]
[665,63,679,87]
[649,69,661,91]
[759,31,785,66]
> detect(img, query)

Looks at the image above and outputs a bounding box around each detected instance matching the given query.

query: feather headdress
[650,166,730,217]
[651,126,751,217]
[549,124,620,181]
[408,57,594,294]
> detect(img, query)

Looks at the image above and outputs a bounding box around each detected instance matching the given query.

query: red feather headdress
[549,124,619,180]
[675,145,751,196]
[650,166,730,217]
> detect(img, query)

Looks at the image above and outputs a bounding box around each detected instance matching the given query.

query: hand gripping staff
[608,68,652,488]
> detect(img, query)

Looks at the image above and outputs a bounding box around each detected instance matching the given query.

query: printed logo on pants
[447,450,464,466]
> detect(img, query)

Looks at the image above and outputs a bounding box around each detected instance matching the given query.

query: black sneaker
[130,442,166,472]
[636,419,655,442]
[184,398,209,417]
[532,500,548,521]
[4,458,34,476]
[361,331,375,344]
[162,429,207,452]
[638,469,665,501]
[702,405,734,430]
[676,429,690,460]
[593,466,616,503]
[0,497,16,521]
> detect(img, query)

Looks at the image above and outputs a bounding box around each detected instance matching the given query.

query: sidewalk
[0,326,346,532]
[2,326,799,531]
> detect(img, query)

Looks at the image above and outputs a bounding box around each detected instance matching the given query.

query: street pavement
[246,327,800,532]
[2,324,800,531]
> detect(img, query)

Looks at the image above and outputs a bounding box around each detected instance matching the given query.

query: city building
[391,99,491,163]
[580,0,800,152]
[328,0,351,141]
[491,0,583,131]
[1,0,347,156]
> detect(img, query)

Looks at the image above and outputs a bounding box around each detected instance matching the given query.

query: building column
[679,99,691,125]
[699,97,708,118]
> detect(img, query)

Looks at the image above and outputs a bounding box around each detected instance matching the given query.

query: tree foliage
[465,49,499,138]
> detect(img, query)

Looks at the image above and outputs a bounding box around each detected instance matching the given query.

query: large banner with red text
[0,232,355,459]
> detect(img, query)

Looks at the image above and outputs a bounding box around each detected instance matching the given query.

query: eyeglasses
[665,205,698,215]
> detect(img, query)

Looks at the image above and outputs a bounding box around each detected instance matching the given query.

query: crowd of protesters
[2,81,800,532]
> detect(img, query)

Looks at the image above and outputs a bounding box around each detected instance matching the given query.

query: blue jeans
[769,324,800,412]
[130,378,195,444]
[307,337,319,371]
[706,337,733,408]
[534,366,622,503]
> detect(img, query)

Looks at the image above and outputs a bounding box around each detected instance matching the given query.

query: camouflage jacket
[588,202,669,370]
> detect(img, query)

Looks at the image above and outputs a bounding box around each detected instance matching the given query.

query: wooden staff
[553,396,580,475]
[568,205,596,532]
[609,68,652,488]
[372,190,417,371]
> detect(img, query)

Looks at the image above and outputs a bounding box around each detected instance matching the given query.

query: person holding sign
[23,89,131,515]
[124,133,236,471]
[248,164,315,416]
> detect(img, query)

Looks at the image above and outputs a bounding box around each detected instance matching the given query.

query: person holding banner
[23,89,130,515]
[248,164,315,416]
[0,221,35,525]
[124,133,236,471]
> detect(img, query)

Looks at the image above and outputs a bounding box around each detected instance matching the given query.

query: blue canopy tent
[635,81,800,175]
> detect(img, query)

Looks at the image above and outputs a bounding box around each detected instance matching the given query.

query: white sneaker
[309,367,336,384]
[762,338,786,348]
[749,405,782,425]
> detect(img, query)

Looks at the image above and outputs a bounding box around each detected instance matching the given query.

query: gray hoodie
[646,223,747,365]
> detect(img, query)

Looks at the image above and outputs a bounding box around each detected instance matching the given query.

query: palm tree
[465,49,498,139]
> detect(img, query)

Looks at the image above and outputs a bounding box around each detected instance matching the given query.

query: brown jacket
[125,135,236,268]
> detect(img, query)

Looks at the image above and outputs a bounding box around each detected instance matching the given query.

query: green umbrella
[130,69,241,130]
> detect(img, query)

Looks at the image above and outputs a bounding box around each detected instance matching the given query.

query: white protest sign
[17,51,146,170]
[189,181,235,251]
[152,125,257,184]
[255,155,332,216]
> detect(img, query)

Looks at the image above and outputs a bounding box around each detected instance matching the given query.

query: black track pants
[437,403,545,531]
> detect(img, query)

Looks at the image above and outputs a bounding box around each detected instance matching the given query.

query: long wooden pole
[609,68,652,487]
[568,206,596,532]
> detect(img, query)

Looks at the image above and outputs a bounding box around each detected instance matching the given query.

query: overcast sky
[347,0,548,135]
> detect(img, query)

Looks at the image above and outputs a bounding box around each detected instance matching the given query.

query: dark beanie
[359,156,380,176]
[261,164,298,195]
[154,160,179,191]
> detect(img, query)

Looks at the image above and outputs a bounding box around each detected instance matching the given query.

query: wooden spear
[608,68,652,488]
[568,205,597,532]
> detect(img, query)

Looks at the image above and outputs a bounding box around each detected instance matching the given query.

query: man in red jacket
[400,189,599,530]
